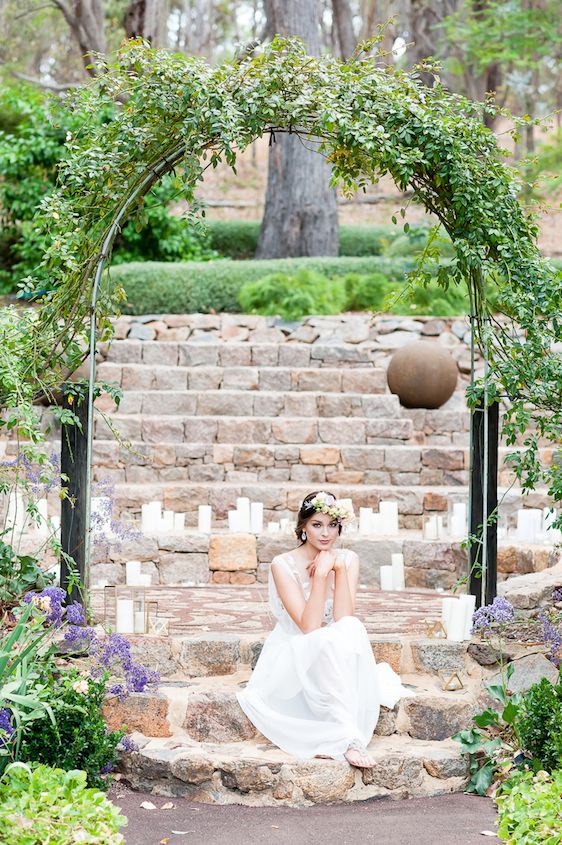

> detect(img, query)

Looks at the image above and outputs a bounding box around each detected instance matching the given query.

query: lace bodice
[268,550,353,631]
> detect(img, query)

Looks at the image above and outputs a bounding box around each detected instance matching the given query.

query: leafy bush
[515,675,562,772]
[0,541,54,613]
[19,669,125,789]
[204,219,434,260]
[239,269,347,320]
[111,256,414,314]
[495,768,562,845]
[344,272,393,311]
[0,762,126,844]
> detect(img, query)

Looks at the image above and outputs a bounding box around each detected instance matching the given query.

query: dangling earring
[301,530,307,541]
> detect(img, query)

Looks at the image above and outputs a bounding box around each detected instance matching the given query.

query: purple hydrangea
[472,596,515,633]
[24,586,65,626]
[0,708,14,747]
[65,602,86,625]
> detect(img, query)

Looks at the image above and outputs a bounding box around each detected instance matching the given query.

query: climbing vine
[0,37,560,517]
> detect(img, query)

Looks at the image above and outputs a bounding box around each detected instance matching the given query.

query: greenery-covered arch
[1,38,560,535]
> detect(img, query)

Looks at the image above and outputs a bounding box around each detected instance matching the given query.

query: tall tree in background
[256,0,339,259]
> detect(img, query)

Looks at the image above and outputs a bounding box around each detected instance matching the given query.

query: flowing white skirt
[237,615,411,760]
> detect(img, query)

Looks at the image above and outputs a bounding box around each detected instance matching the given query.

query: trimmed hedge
[204,220,430,259]
[112,256,415,315]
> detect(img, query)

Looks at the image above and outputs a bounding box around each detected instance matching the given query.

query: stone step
[117,733,470,804]
[86,532,556,591]
[100,339,465,369]
[102,670,483,744]
[97,389,404,419]
[93,413,471,447]
[97,362,390,394]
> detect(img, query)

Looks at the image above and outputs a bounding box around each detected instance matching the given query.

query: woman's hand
[307,550,336,579]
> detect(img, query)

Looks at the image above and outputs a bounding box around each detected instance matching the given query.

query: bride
[237,490,413,769]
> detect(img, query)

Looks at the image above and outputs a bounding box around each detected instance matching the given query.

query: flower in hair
[306,492,353,523]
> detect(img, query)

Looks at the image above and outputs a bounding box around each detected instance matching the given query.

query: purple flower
[65,602,86,625]
[99,763,114,774]
[117,735,139,753]
[108,683,126,701]
[0,708,14,747]
[24,586,65,626]
[472,596,515,633]
[124,662,160,693]
[62,624,96,650]
[552,588,562,603]
[539,611,562,667]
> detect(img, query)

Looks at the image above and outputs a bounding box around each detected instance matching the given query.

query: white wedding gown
[237,549,413,760]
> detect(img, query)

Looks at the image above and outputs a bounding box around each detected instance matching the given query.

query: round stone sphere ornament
[386,340,458,409]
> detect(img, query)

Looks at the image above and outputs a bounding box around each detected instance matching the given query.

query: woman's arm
[332,552,359,621]
[271,556,334,634]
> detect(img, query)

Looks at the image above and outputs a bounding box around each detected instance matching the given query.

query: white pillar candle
[134,610,146,634]
[280,518,290,533]
[359,507,372,535]
[198,505,212,533]
[49,514,61,538]
[250,502,264,534]
[116,599,134,634]
[173,513,186,531]
[141,501,162,533]
[228,510,241,532]
[136,573,151,587]
[236,497,251,532]
[517,508,542,542]
[441,597,458,634]
[125,560,142,585]
[436,516,445,539]
[450,514,465,538]
[459,594,477,640]
[380,565,394,590]
[379,501,399,535]
[444,598,465,641]
[370,513,383,534]
[162,510,175,532]
[424,516,438,540]
[6,492,26,533]
[391,553,405,591]
[267,521,280,533]
[37,497,49,521]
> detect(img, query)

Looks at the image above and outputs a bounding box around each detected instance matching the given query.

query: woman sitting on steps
[237,490,413,769]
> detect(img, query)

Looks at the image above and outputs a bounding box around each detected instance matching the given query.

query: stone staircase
[97,590,486,805]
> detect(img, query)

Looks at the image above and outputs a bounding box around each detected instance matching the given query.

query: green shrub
[20,669,124,790]
[496,768,562,845]
[515,676,562,772]
[343,272,393,311]
[239,269,347,320]
[0,762,126,844]
[204,219,435,259]
[112,256,414,314]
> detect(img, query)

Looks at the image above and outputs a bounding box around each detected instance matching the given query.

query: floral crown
[302,492,353,523]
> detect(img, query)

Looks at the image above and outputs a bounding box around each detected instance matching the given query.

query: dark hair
[295,490,342,545]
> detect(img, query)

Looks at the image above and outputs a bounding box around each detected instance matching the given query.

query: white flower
[38,596,52,613]
[72,680,89,695]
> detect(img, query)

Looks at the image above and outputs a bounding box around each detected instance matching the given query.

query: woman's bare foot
[344,741,375,768]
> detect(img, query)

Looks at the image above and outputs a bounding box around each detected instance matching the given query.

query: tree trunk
[332,0,357,58]
[256,0,339,259]
[51,0,107,77]
[124,0,169,46]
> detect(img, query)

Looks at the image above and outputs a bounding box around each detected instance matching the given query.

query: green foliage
[0,762,126,844]
[204,219,434,260]
[515,676,562,773]
[343,272,391,311]
[111,256,413,314]
[496,768,562,845]
[0,39,560,520]
[0,541,54,612]
[20,669,124,790]
[239,269,347,320]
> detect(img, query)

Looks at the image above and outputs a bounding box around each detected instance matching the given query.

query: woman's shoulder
[339,548,359,566]
[271,550,302,577]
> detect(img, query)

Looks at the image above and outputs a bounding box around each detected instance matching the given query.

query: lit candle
[379,565,393,590]
[359,507,372,535]
[379,501,399,535]
[459,594,476,640]
[116,599,134,634]
[391,553,405,590]
[228,510,241,532]
[424,516,438,540]
[173,513,186,531]
[198,505,212,533]
[250,502,264,534]
[236,497,251,533]
[125,560,142,585]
